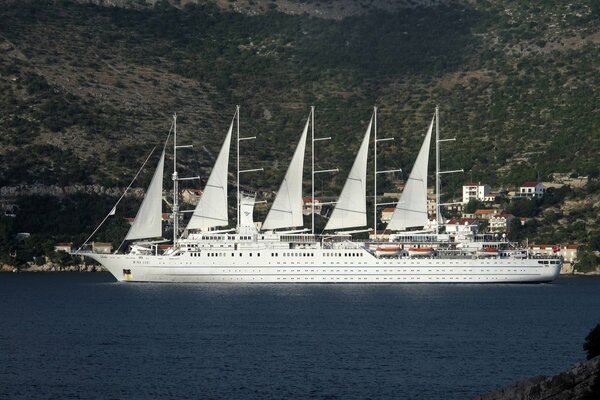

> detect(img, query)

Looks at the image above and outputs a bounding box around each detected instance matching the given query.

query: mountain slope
[0,0,598,255]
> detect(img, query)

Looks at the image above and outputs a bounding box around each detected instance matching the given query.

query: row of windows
[324,252,363,257]
[193,251,362,259]
[197,235,253,241]
[204,252,261,257]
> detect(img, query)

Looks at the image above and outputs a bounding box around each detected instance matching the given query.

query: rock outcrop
[476,356,600,400]
[20,262,106,273]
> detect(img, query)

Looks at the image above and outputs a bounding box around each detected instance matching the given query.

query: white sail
[186,121,233,231]
[125,149,165,241]
[386,116,434,231]
[262,118,309,230]
[324,117,372,231]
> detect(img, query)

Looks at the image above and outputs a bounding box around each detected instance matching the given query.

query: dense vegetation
[0,0,598,265]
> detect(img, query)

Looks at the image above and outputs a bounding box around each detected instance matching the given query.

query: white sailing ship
[79,107,562,283]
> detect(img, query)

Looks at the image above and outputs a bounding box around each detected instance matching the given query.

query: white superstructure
[79,107,562,283]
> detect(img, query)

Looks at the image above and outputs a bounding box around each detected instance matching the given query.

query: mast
[434,105,463,234]
[435,106,440,234]
[311,106,335,235]
[236,105,240,229]
[172,113,179,243]
[374,106,377,238]
[373,107,399,239]
[236,106,262,230]
[311,106,315,235]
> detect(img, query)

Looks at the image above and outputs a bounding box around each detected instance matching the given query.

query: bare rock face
[475,356,600,400]
[1,264,15,272]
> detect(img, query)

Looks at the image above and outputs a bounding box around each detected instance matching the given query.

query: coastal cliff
[476,356,600,400]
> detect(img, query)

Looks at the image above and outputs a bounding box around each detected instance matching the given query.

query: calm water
[1,274,599,399]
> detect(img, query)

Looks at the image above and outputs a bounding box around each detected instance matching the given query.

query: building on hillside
[445,202,464,214]
[529,244,579,261]
[92,242,113,254]
[559,244,579,264]
[489,213,515,233]
[54,243,73,253]
[472,209,498,220]
[518,181,545,198]
[303,197,322,215]
[381,207,395,223]
[182,188,203,205]
[529,244,579,273]
[462,182,492,204]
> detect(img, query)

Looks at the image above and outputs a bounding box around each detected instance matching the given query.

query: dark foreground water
[1,274,599,399]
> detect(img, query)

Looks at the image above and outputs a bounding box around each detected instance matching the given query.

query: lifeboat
[407,247,435,257]
[478,247,499,257]
[375,246,402,257]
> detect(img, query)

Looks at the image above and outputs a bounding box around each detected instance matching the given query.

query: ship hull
[83,253,561,284]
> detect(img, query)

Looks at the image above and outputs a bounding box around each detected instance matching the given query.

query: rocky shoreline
[475,355,600,400]
[2,263,106,273]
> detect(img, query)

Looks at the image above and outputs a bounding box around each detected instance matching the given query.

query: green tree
[508,198,538,218]
[465,199,485,214]
[574,251,599,273]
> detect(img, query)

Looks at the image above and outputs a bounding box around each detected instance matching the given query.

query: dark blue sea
[1,274,599,399]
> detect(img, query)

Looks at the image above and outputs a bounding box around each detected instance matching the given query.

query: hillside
[0,0,599,259]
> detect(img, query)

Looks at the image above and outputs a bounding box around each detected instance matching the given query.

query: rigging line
[77,121,174,255]
[76,145,158,255]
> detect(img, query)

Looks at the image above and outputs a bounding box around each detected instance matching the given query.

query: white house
[530,244,578,263]
[92,242,113,254]
[489,213,515,233]
[519,181,545,198]
[54,243,73,253]
[303,197,322,215]
[462,182,491,204]
[181,188,203,205]
[381,207,395,223]
[469,209,498,220]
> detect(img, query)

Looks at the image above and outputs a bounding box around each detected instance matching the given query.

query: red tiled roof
[521,181,539,187]
[529,244,578,250]
[474,209,496,215]
[493,213,514,219]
